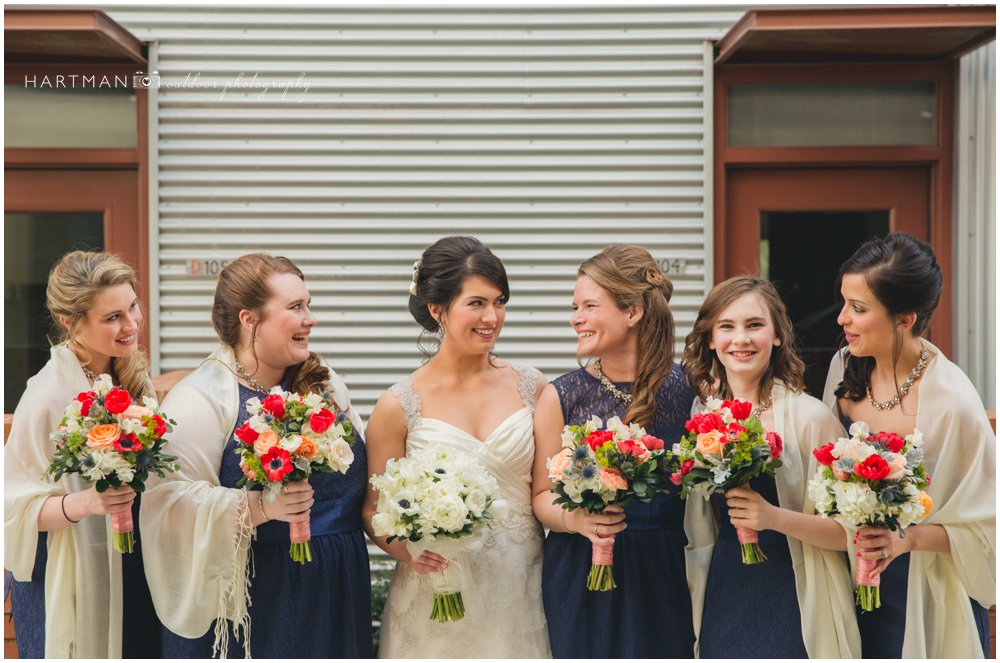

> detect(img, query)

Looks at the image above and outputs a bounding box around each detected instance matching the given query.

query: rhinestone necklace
[866,347,930,411]
[593,359,633,404]
[752,398,772,418]
[80,364,100,383]
[234,360,274,393]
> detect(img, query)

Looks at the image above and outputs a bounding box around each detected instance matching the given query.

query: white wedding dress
[378,365,551,659]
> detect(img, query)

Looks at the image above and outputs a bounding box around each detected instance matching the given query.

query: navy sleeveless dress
[161,384,372,658]
[699,475,808,658]
[841,418,990,658]
[9,496,163,658]
[542,364,696,658]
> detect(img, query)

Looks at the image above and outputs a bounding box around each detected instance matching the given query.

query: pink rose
[669,472,683,485]
[122,404,153,419]
[885,453,907,481]
[680,459,695,476]
[261,394,285,418]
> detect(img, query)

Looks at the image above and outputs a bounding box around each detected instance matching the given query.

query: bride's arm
[531,384,626,545]
[363,390,447,574]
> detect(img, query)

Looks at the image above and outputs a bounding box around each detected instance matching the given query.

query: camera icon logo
[132,71,160,89]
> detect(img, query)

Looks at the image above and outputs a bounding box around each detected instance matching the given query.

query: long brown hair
[45,250,152,399]
[211,253,327,395]
[579,244,674,428]
[682,276,804,401]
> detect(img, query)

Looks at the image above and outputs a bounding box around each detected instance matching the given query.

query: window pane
[5,84,137,148]
[5,213,104,411]
[729,82,937,147]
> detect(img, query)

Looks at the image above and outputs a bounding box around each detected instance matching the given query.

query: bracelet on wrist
[61,494,80,524]
[559,509,575,534]
[258,491,270,522]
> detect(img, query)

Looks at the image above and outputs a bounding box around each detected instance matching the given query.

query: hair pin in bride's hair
[409,260,422,296]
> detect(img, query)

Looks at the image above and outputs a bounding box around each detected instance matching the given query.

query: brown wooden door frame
[714,60,955,355]
[5,169,150,352]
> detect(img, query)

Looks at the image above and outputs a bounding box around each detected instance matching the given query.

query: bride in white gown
[364,237,551,658]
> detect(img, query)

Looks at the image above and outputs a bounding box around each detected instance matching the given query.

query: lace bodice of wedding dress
[377,364,551,659]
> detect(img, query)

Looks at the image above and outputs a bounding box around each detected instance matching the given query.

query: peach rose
[695,430,725,456]
[917,491,934,521]
[254,429,279,456]
[547,448,573,480]
[122,404,153,419]
[598,466,628,491]
[86,423,121,448]
[295,435,317,460]
[885,453,907,481]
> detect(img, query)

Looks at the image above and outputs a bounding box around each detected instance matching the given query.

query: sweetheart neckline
[414,406,531,444]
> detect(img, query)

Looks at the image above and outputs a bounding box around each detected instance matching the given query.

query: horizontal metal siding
[108,5,747,417]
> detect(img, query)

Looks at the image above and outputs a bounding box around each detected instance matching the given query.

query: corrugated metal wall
[955,41,996,409]
[107,5,746,417]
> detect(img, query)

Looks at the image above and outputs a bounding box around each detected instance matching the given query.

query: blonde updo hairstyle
[578,244,675,429]
[45,250,152,399]
[211,253,327,395]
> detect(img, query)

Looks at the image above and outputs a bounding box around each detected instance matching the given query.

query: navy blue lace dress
[542,365,696,658]
[10,497,162,658]
[161,384,372,658]
[699,475,807,658]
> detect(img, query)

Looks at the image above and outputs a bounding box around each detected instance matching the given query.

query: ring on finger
[593,524,599,536]
[881,549,888,559]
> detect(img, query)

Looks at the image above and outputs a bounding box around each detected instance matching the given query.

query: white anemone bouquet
[370,446,504,622]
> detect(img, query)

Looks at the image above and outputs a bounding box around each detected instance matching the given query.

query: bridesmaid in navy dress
[823,234,993,658]
[532,244,696,658]
[141,254,371,658]
[682,276,859,658]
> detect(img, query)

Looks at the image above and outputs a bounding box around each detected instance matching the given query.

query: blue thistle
[572,447,589,462]
[580,465,597,479]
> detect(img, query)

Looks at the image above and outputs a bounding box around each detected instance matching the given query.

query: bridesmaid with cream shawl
[140,254,370,658]
[823,232,994,658]
[4,251,161,658]
[682,276,860,658]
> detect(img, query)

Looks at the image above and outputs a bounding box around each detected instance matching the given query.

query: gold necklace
[866,347,930,411]
[593,359,632,404]
[234,360,274,393]
[80,364,100,383]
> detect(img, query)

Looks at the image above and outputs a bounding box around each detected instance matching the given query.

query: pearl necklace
[866,347,930,411]
[234,360,274,393]
[593,359,632,404]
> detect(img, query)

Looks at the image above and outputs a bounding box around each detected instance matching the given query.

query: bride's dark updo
[408,236,510,337]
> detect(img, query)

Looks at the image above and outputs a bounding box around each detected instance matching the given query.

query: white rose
[464,489,487,517]
[372,512,408,539]
[427,495,468,533]
[326,437,354,472]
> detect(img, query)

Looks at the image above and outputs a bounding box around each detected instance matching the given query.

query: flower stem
[113,531,134,554]
[856,585,881,612]
[740,542,767,565]
[429,592,465,622]
[586,563,617,591]
[289,541,312,564]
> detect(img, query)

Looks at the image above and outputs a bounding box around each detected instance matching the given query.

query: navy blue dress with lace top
[542,364,696,658]
[161,383,372,658]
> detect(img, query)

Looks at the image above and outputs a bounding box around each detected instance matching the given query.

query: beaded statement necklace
[593,359,633,404]
[234,360,275,393]
[866,347,930,411]
[751,398,772,418]
[80,364,100,383]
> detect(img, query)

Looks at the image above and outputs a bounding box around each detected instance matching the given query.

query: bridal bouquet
[547,415,666,591]
[667,398,783,564]
[370,447,502,622]
[807,421,932,612]
[234,386,356,563]
[45,374,178,553]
